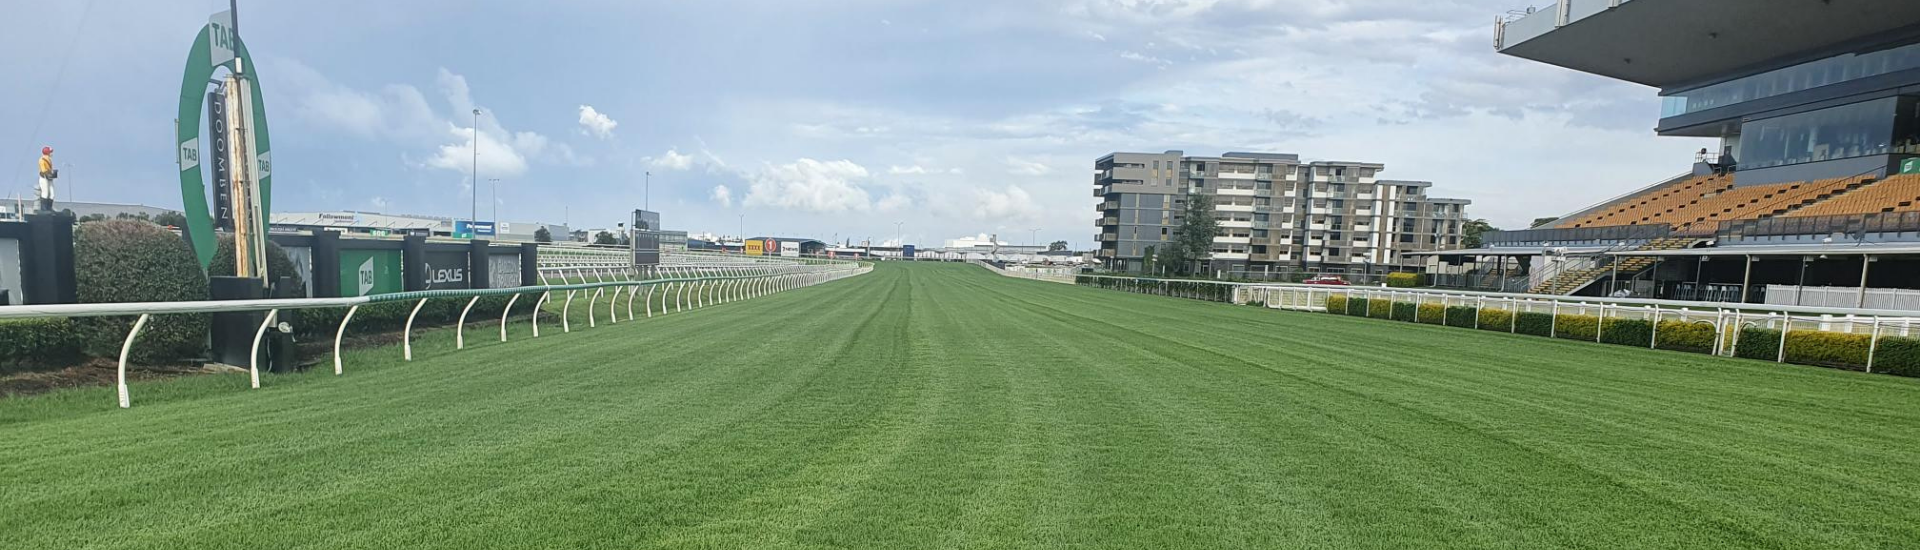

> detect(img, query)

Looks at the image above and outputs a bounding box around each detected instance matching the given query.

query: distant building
[272,210,570,242]
[1095,151,1471,275]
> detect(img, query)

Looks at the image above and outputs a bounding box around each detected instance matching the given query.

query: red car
[1302,275,1350,286]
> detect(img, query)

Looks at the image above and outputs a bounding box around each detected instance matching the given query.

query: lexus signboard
[423,251,470,289]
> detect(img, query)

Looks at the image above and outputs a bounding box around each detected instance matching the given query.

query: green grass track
[4,262,1920,549]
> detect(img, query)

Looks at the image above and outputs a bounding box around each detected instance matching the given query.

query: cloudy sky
[3,0,1709,248]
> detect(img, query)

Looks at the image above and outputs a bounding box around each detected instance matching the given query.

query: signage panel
[423,250,471,289]
[337,249,401,297]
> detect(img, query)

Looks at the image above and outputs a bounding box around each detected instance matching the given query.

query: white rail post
[562,290,575,333]
[1868,316,1883,374]
[1543,298,1559,336]
[532,292,549,337]
[1777,314,1791,363]
[645,284,656,318]
[404,298,429,361]
[116,313,151,409]
[1649,304,1660,349]
[500,293,520,342]
[676,281,687,312]
[1597,304,1608,343]
[456,296,480,349]
[335,305,359,375]
[626,284,638,321]
[606,286,621,324]
[589,288,602,328]
[249,309,279,388]
[1729,311,1744,356]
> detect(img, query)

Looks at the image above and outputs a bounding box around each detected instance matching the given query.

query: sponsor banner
[338,249,402,297]
[745,240,763,256]
[902,244,916,258]
[1903,157,1920,175]
[780,241,800,258]
[453,220,495,238]
[206,92,233,230]
[424,250,471,289]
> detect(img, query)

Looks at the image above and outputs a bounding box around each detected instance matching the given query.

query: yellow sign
[745,240,763,256]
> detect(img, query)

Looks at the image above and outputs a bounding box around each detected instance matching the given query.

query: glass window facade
[1735,97,1904,170]
[1661,40,1920,118]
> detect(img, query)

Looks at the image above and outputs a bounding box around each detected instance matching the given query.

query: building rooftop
[1496,0,1920,88]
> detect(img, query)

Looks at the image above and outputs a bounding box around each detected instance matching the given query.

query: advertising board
[423,250,471,289]
[338,249,401,297]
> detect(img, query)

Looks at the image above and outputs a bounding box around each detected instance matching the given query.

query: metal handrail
[0,262,872,409]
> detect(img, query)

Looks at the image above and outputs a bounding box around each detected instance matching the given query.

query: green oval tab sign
[176,10,272,270]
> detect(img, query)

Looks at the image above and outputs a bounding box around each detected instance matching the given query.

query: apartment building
[1094,150,1471,274]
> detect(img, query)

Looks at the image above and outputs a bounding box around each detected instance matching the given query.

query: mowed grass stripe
[964,269,1920,547]
[2,262,1919,549]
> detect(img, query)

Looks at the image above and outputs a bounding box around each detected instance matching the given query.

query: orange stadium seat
[1785,174,1920,217]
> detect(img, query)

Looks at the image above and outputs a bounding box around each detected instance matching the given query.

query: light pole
[488,178,501,223]
[470,108,480,225]
[644,171,651,211]
[1030,228,1039,248]
[738,213,745,250]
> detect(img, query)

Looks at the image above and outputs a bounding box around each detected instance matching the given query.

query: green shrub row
[1312,293,1920,377]
[1384,272,1423,288]
[1074,276,1232,302]
[0,319,82,374]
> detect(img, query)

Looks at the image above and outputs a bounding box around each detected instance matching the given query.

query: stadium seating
[1561,174,1880,233]
[1783,174,1920,217]
[1559,174,1731,229]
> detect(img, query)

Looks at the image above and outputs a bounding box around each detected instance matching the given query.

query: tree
[533,226,553,243]
[153,211,188,228]
[593,230,618,245]
[1163,194,1219,276]
[1529,217,1559,228]
[1461,218,1497,249]
[1140,245,1157,275]
[1048,240,1068,252]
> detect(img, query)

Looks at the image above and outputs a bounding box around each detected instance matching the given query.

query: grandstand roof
[1612,242,1920,258]
[1497,0,1920,88]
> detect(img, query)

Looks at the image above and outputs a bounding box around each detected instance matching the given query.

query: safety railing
[0,261,870,409]
[973,261,1075,284]
[1073,273,1920,374]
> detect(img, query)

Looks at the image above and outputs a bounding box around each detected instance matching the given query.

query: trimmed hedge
[1325,295,1347,315]
[1477,309,1513,332]
[0,318,82,374]
[73,220,210,363]
[1515,312,1553,337]
[1391,302,1417,323]
[1876,337,1920,376]
[1600,318,1652,347]
[1366,299,1392,320]
[1416,303,1444,325]
[1555,314,1599,341]
[1444,306,1477,329]
[1654,321,1716,353]
[1384,272,1423,288]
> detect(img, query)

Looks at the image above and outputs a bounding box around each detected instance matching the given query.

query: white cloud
[278,61,575,182]
[577,105,619,139]
[971,185,1043,221]
[743,159,873,213]
[888,165,930,175]
[876,193,912,212]
[1007,157,1053,176]
[370,196,389,211]
[648,148,695,171]
[710,184,733,207]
